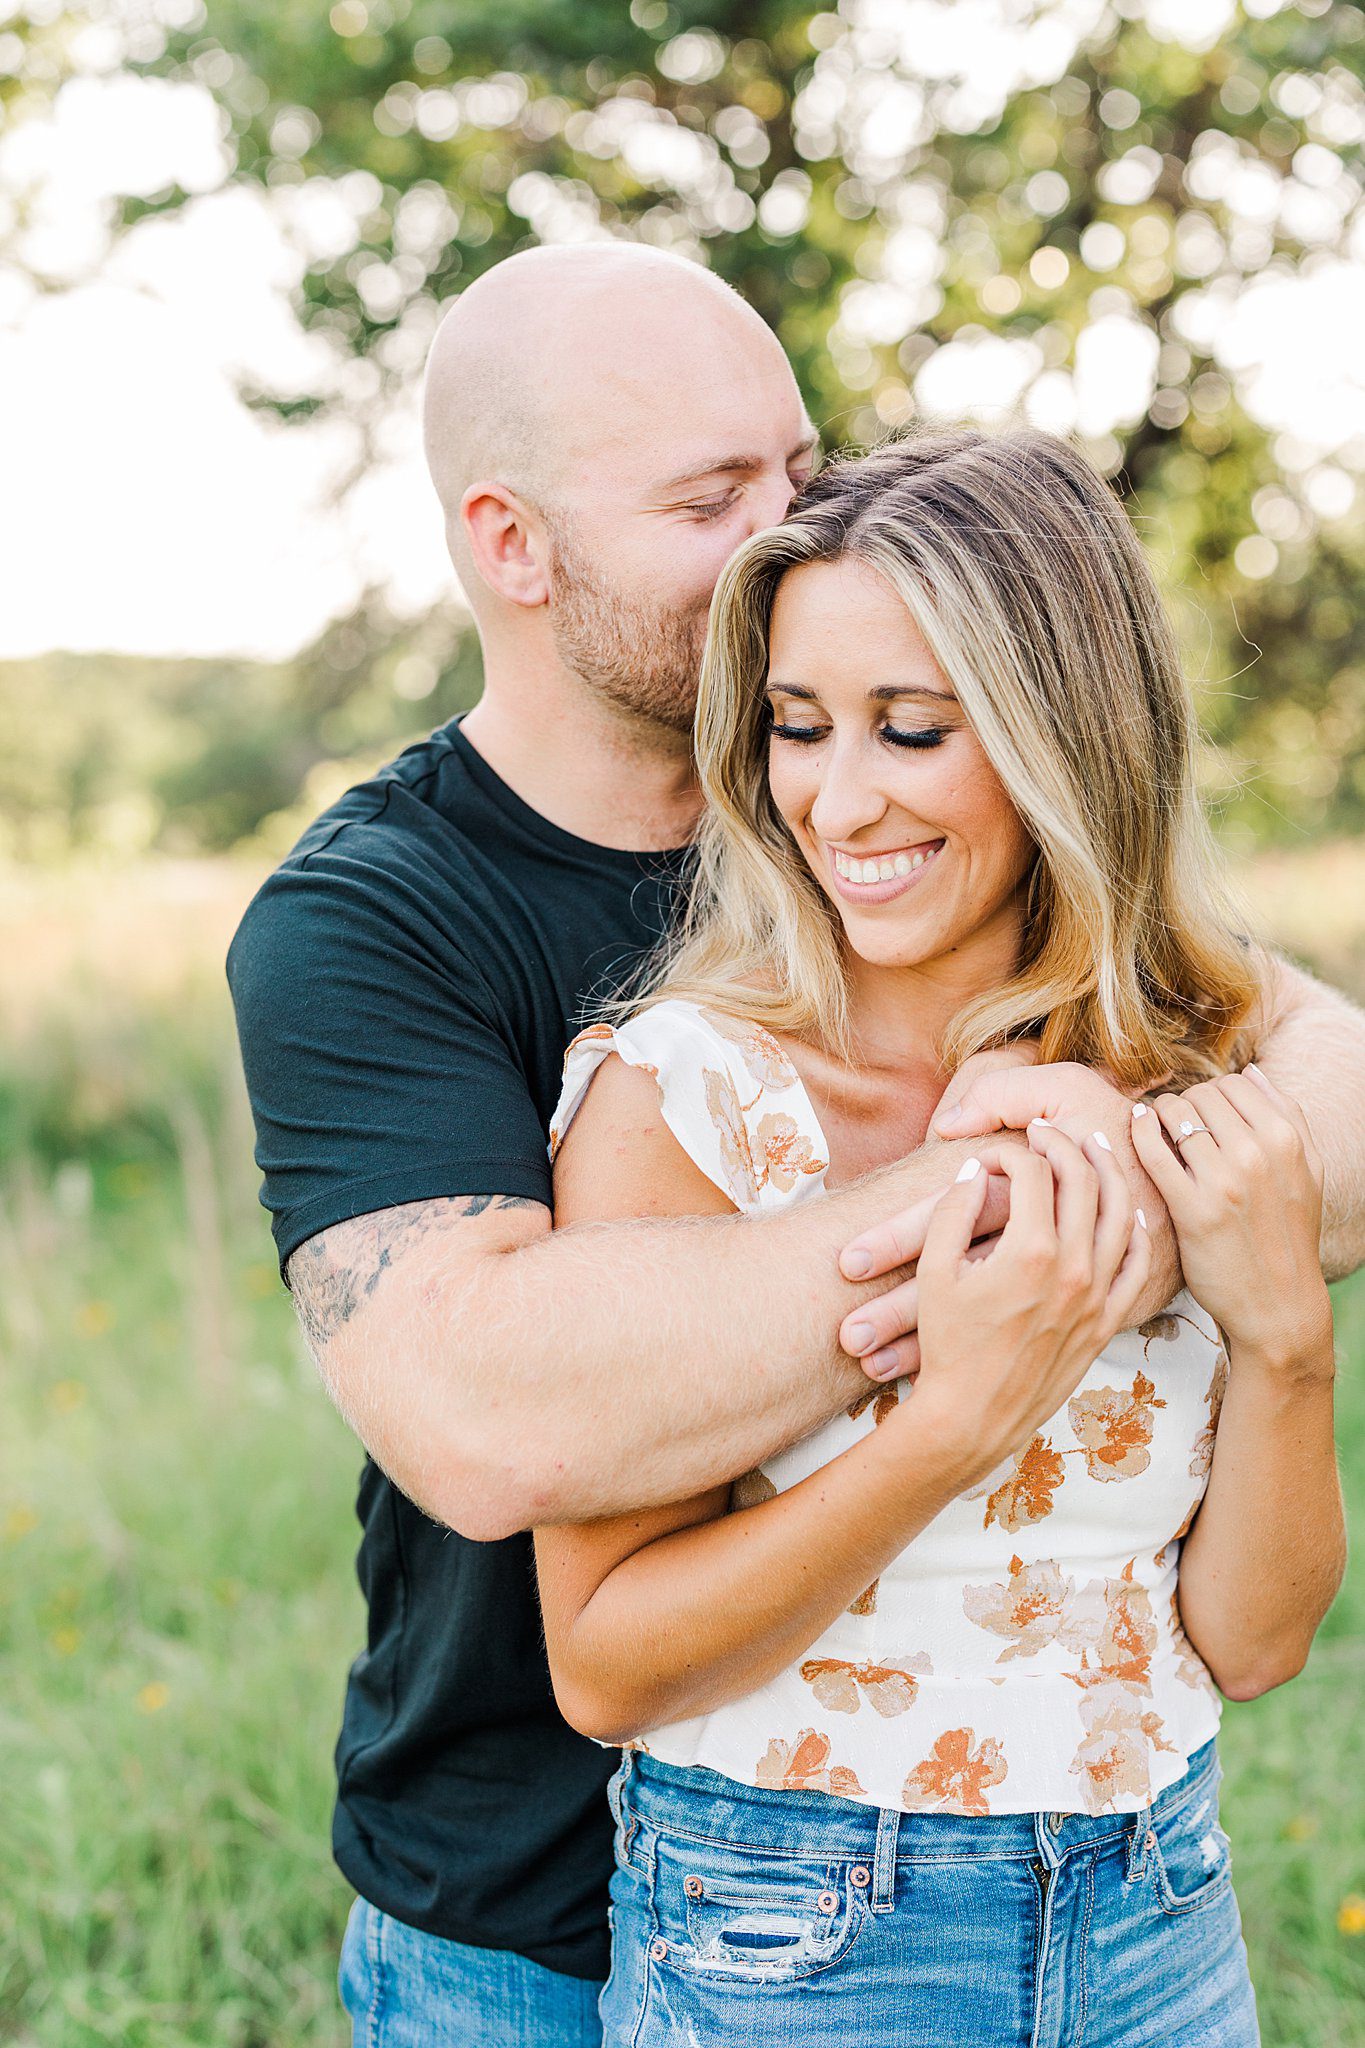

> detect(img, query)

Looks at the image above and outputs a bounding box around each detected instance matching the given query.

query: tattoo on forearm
[287,1194,543,1352]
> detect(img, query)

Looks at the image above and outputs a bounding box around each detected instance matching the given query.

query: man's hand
[926,1042,1040,1137]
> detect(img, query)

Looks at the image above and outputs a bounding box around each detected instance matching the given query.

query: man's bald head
[422,243,786,551]
[422,240,814,738]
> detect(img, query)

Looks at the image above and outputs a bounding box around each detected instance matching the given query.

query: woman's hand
[908,1124,1151,1484]
[1129,1065,1332,1373]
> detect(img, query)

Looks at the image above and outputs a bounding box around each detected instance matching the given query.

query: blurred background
[2,1,1363,2042]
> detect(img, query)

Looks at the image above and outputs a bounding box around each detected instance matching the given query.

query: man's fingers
[839,1185,947,1282]
[929,1044,1040,1129]
[860,1332,922,1385]
[932,1067,1050,1138]
[839,1143,1008,1281]
[840,1276,918,1361]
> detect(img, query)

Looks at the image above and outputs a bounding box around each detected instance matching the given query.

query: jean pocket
[653,1837,868,1984]
[1149,1779,1234,1917]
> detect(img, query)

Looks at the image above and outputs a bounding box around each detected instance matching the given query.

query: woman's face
[764,555,1035,979]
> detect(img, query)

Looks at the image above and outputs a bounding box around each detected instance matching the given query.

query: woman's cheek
[766,750,812,843]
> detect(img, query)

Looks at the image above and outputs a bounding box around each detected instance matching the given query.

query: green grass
[1,981,1363,2046]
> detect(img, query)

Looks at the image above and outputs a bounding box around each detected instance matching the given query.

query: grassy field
[2,856,1364,2047]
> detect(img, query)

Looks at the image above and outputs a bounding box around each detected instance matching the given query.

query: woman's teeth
[832,845,937,884]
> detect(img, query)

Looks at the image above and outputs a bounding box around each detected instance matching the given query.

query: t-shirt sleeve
[227,848,552,1280]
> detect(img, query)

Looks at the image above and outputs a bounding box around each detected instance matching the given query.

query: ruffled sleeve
[548,1000,829,1216]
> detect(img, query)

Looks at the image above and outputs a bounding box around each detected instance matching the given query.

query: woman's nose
[809,743,888,845]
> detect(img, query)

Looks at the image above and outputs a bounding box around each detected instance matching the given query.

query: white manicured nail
[1028,1116,1050,1129]
[1132,1103,1149,1118]
[1092,1131,1113,1151]
[1136,1208,1148,1229]
[955,1156,981,1183]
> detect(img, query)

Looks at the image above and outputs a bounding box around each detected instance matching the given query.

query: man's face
[542,318,817,736]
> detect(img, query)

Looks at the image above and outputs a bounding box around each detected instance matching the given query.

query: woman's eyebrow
[767,681,958,704]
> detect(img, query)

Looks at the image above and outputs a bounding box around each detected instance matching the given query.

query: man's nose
[743,471,799,537]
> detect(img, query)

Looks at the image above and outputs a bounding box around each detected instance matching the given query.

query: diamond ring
[1174,1120,1212,1147]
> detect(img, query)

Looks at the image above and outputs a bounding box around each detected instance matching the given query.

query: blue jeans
[602,1738,1259,2047]
[339,1896,604,2047]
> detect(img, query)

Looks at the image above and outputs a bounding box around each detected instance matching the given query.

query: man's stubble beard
[544,514,709,740]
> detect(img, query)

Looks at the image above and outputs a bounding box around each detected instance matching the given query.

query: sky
[1,16,1362,662]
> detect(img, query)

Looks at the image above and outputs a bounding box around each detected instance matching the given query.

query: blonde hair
[637,426,1263,1088]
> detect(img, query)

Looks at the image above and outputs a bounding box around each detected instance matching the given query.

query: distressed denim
[601,1738,1259,2047]
[339,1896,604,2048]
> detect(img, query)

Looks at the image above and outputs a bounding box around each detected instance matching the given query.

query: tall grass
[2,855,1363,2046]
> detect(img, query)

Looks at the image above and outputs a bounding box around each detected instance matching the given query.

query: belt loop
[1125,1806,1154,1883]
[871,1803,900,1913]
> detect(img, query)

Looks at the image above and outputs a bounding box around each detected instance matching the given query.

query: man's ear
[460,481,550,607]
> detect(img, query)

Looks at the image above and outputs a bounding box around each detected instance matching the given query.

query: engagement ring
[1174,1120,1212,1146]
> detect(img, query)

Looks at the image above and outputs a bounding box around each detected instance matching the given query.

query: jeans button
[818,1890,838,1914]
[684,1875,704,1899]
[851,1865,871,1889]
[650,1938,669,1961]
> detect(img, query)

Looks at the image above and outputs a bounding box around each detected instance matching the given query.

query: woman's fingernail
[955,1156,981,1183]
[868,1349,900,1380]
[1132,1103,1149,1119]
[1092,1130,1113,1151]
[845,1321,875,1353]
[1028,1116,1050,1129]
[1245,1061,1269,1087]
[1136,1207,1148,1229]
[937,1102,963,1126]
[843,1248,872,1279]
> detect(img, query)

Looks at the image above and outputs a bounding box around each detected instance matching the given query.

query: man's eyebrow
[767,681,959,705]
[655,435,820,494]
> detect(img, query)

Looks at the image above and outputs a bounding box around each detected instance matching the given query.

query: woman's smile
[826,836,946,902]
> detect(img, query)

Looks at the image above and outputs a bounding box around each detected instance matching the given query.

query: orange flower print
[1068,1372,1167,1483]
[979,1434,1067,1532]
[730,1467,778,1511]
[1059,1562,1157,1693]
[702,1009,799,1091]
[1168,1589,1215,1694]
[799,1653,932,1718]
[1169,1495,1202,1545]
[962,1555,1073,1661]
[1068,1689,1174,1814]
[1188,1347,1229,1481]
[903,1729,1008,1817]
[847,1578,879,1617]
[847,1383,902,1427]
[755,1729,866,1798]
[754,1112,826,1193]
[703,1067,760,1205]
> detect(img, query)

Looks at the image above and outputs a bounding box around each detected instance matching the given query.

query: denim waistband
[621,1737,1219,1865]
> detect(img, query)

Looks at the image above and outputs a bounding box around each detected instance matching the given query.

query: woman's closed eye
[768,718,949,751]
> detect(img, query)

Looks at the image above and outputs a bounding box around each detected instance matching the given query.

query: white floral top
[549,999,1225,1819]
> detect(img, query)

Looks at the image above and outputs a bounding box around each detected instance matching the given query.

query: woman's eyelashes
[768,717,949,751]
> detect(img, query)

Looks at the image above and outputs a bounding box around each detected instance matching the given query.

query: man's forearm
[1254,959,1365,1280]
[326,1135,990,1541]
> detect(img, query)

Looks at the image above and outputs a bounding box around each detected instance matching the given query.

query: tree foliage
[6,0,1364,849]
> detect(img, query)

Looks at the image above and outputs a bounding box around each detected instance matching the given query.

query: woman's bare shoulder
[552,1050,738,1227]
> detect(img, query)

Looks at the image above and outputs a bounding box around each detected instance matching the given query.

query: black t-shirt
[226,718,689,1980]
